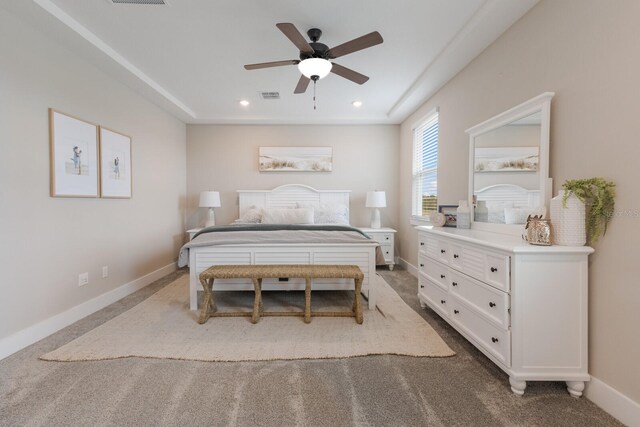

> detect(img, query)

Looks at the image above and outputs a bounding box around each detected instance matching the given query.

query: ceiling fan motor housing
[299,28,329,60]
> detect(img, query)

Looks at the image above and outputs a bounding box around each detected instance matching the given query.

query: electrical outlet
[78,272,89,287]
[102,266,108,278]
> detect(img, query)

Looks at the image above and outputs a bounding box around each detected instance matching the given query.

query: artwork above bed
[259,147,332,172]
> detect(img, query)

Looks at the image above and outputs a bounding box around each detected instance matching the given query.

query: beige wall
[0,9,186,340]
[399,0,640,402]
[186,125,400,230]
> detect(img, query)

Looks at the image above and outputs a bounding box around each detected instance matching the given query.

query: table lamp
[366,191,386,229]
[199,191,221,227]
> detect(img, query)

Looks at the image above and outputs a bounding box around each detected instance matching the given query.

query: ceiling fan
[244,23,383,97]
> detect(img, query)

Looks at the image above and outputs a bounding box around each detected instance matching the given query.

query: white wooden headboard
[475,184,540,209]
[237,184,351,219]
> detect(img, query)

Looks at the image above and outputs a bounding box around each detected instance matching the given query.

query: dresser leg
[419,298,427,308]
[509,377,527,396]
[566,381,584,398]
[388,264,395,271]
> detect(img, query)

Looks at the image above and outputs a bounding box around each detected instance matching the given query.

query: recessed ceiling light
[352,101,363,108]
[239,100,249,106]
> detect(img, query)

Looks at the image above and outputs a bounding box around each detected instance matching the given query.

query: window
[412,111,439,217]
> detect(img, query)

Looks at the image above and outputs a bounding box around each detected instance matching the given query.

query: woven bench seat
[198,264,364,325]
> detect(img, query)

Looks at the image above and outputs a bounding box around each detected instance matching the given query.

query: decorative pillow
[237,206,263,223]
[261,207,314,224]
[504,207,531,225]
[296,203,349,224]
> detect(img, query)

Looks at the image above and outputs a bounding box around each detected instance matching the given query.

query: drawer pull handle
[452,282,458,287]
[440,249,446,254]
[385,237,389,240]
[420,242,425,246]
[440,300,446,304]
[490,267,498,273]
[386,251,389,255]
[491,337,499,343]
[453,254,459,259]
[440,274,445,279]
[489,302,496,308]
[420,285,424,289]
[453,309,459,314]
[420,263,424,267]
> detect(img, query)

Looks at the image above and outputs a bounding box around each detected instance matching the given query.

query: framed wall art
[49,109,99,197]
[99,127,132,198]
[474,147,539,172]
[259,147,332,172]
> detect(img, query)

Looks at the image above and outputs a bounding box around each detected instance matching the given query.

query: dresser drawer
[449,295,511,367]
[418,254,448,290]
[446,242,510,292]
[425,236,450,265]
[380,244,394,262]
[369,232,393,244]
[449,270,509,329]
[419,277,450,317]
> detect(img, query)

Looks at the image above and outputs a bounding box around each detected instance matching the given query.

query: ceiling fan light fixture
[298,58,332,80]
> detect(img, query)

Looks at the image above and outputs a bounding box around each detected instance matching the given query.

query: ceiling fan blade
[330,63,369,85]
[294,75,311,94]
[326,31,383,59]
[276,23,314,55]
[244,60,299,70]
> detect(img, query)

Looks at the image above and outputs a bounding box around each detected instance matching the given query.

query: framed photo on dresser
[438,205,458,227]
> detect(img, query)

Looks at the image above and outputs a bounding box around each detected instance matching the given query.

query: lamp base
[204,208,216,228]
[370,208,381,229]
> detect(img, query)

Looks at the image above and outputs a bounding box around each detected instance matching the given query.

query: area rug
[41,274,454,362]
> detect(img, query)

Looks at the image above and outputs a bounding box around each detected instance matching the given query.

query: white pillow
[504,207,531,225]
[262,207,314,224]
[237,206,263,223]
[296,203,349,224]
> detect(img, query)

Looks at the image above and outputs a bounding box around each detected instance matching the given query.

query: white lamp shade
[366,191,386,208]
[298,58,332,79]
[199,191,221,208]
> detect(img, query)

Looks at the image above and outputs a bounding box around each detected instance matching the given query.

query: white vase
[457,200,471,229]
[550,190,586,246]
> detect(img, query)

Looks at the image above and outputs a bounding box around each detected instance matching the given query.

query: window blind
[412,112,439,216]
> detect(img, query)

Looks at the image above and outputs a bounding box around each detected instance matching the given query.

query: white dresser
[416,225,593,397]
[360,227,396,270]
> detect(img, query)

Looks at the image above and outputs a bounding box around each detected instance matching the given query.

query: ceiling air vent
[111,0,167,5]
[260,92,280,100]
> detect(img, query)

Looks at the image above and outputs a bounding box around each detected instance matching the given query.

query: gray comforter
[178,224,385,267]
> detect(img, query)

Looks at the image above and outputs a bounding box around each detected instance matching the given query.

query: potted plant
[561,178,616,244]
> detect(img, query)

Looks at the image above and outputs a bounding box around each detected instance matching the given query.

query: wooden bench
[198,264,364,325]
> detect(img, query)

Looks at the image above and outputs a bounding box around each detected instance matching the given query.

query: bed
[474,184,540,224]
[179,184,380,311]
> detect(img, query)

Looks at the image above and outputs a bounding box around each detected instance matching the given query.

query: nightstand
[187,228,202,241]
[358,227,396,270]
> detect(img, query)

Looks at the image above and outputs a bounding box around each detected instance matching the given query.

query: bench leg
[198,278,216,324]
[304,278,312,324]
[252,278,262,324]
[353,278,363,324]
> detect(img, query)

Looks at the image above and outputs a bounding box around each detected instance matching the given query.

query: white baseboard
[398,257,418,278]
[0,262,176,361]
[585,376,640,426]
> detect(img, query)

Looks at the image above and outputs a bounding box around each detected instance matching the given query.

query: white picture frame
[49,109,99,198]
[259,147,333,172]
[99,127,132,198]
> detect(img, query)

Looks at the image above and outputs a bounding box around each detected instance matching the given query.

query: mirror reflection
[473,112,541,224]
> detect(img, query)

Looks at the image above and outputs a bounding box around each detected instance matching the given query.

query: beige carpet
[41,274,454,362]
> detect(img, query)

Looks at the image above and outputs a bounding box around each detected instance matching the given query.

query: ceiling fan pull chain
[313,80,317,110]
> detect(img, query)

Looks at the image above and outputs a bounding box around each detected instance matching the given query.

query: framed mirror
[466,92,554,235]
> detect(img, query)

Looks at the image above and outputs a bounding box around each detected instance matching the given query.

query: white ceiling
[3,0,538,124]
